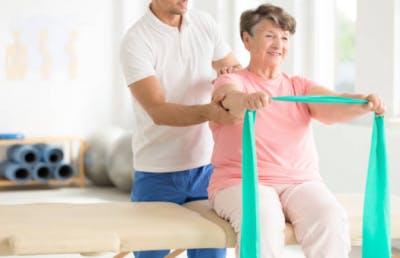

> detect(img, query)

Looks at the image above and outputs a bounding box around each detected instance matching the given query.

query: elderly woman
[208,3,385,258]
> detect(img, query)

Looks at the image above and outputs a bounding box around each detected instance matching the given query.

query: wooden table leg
[113,252,129,258]
[164,249,186,258]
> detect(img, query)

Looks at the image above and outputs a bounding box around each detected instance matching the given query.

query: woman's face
[244,19,290,68]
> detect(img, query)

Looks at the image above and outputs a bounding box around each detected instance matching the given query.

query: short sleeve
[200,12,231,61]
[291,76,318,95]
[213,72,243,91]
[120,29,156,86]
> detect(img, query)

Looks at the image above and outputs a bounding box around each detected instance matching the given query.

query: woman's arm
[213,83,269,119]
[307,85,386,124]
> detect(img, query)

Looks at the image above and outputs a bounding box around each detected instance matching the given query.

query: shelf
[0,137,86,188]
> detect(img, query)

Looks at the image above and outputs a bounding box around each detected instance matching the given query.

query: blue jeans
[131,164,226,258]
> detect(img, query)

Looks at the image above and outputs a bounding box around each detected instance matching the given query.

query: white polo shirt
[120,8,231,172]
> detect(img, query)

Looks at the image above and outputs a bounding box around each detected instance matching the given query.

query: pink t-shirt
[208,69,322,198]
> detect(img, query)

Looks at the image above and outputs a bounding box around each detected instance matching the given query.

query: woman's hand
[243,92,270,110]
[221,91,269,119]
[365,94,386,116]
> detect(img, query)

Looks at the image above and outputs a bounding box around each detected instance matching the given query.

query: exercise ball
[106,132,134,192]
[85,127,125,186]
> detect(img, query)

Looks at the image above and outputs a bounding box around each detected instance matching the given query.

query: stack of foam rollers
[0,144,76,184]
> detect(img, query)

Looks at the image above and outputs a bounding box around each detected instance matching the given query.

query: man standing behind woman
[208,3,385,258]
[120,0,241,257]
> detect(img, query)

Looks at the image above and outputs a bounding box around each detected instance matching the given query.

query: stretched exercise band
[240,95,390,258]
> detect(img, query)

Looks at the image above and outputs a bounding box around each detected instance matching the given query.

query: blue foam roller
[52,163,76,180]
[31,162,52,182]
[7,144,40,165]
[0,133,25,140]
[34,144,64,164]
[0,161,31,183]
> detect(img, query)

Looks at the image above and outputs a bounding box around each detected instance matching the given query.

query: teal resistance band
[241,110,260,258]
[241,95,390,258]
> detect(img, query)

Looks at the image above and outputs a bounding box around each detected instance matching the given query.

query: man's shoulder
[121,16,151,48]
[186,9,216,26]
[124,16,147,36]
[187,9,211,19]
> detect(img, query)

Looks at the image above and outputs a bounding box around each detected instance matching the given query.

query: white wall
[356,0,399,117]
[314,120,400,195]
[0,0,129,138]
[0,0,398,194]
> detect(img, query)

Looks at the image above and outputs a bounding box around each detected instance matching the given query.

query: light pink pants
[211,181,351,258]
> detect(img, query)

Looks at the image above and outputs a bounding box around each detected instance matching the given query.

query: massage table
[0,194,399,258]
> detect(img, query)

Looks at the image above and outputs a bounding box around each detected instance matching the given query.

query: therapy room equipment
[0,97,399,257]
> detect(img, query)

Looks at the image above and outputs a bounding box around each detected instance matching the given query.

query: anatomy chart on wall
[0,0,110,82]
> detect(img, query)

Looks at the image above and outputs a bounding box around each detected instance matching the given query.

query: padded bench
[0,194,399,258]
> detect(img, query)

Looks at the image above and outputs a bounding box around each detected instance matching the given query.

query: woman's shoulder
[216,69,247,82]
[282,73,304,81]
[280,73,317,95]
[282,73,316,87]
[213,69,248,90]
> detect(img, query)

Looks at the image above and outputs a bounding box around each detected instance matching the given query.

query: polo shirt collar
[144,6,191,33]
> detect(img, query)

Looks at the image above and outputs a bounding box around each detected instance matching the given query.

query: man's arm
[129,76,239,126]
[307,85,386,124]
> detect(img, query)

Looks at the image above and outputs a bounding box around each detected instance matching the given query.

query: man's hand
[212,65,242,84]
[216,64,242,76]
[208,94,241,125]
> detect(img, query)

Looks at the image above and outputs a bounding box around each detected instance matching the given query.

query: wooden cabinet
[0,137,86,187]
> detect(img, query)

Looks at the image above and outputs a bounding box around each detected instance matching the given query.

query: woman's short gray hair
[240,3,296,40]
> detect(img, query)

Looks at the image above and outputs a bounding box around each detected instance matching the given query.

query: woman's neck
[247,62,280,79]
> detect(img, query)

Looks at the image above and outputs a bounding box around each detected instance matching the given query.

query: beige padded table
[0,194,399,258]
